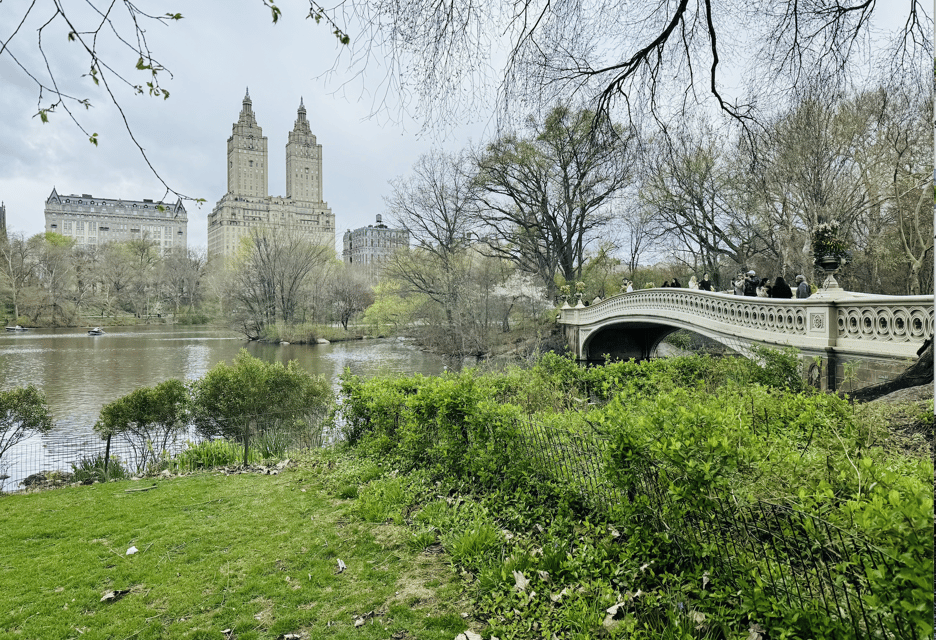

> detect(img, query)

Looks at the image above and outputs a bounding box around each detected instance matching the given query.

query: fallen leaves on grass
[100,588,130,602]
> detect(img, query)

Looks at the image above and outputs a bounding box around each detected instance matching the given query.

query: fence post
[103,434,112,479]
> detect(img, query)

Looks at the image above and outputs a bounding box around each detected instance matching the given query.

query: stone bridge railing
[558,289,934,360]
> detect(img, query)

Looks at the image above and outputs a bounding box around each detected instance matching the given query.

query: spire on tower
[292,97,311,133]
[236,90,257,127]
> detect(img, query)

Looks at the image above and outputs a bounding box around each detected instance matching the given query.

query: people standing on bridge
[733,272,745,295]
[671,278,682,288]
[743,271,758,296]
[662,280,670,287]
[756,278,771,297]
[688,276,699,289]
[795,275,811,299]
[771,276,793,299]
[626,280,634,293]
[699,273,713,291]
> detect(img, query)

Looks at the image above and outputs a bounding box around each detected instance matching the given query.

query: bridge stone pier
[557,289,934,391]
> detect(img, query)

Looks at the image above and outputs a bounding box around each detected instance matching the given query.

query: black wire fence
[512,418,923,640]
[1,408,336,493]
[0,430,211,492]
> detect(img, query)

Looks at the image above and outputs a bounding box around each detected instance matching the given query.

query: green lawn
[0,454,468,640]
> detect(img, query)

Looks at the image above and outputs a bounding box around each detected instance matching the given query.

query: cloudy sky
[0,2,924,255]
[0,2,493,250]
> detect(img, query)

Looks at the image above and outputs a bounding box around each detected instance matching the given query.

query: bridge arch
[558,289,934,389]
[580,317,750,362]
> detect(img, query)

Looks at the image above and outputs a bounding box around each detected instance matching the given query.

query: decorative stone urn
[815,254,843,292]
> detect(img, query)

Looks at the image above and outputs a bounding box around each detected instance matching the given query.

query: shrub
[71,454,129,484]
[0,385,53,464]
[94,379,190,474]
[191,350,331,466]
[170,439,261,471]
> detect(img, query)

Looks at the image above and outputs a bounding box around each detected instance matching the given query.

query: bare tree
[640,125,757,284]
[29,232,75,325]
[6,1,926,191]
[98,241,135,317]
[880,90,933,295]
[0,233,35,321]
[161,247,209,315]
[474,105,634,294]
[231,226,333,337]
[332,267,374,330]
[385,149,478,318]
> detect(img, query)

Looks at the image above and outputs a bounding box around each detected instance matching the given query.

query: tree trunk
[848,340,933,402]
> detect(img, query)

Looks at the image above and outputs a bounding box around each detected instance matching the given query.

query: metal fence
[512,418,922,640]
[0,430,211,492]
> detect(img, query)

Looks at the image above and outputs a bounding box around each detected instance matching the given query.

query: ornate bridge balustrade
[558,290,933,387]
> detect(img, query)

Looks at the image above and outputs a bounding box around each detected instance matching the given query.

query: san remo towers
[207,90,335,264]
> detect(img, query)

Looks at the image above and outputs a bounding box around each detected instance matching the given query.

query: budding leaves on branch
[262,1,282,24]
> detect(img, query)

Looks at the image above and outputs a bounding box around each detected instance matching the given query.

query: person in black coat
[671,278,682,288]
[771,276,793,299]
[699,273,713,291]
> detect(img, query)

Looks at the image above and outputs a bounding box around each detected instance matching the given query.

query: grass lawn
[0,454,468,640]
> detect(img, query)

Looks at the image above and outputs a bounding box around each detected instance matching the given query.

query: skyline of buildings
[206,91,336,265]
[29,92,413,269]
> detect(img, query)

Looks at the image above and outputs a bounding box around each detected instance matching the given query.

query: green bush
[191,350,331,466]
[337,351,933,640]
[71,454,129,484]
[170,439,261,471]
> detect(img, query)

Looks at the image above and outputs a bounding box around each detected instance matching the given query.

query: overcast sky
[0,2,925,256]
[0,2,493,251]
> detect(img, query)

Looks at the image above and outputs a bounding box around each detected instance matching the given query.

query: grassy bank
[0,453,467,640]
[257,324,366,345]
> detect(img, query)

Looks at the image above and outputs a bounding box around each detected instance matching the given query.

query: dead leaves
[99,588,130,602]
[511,570,529,592]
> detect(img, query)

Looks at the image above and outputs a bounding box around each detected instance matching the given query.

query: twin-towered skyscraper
[207,90,335,264]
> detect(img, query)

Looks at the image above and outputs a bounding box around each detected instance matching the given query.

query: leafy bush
[71,454,128,484]
[170,439,261,471]
[94,379,190,474]
[337,351,933,639]
[191,350,331,466]
[0,385,53,464]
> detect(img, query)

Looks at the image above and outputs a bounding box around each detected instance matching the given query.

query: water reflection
[0,325,446,437]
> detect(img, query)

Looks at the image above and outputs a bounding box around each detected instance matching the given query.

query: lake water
[0,325,447,488]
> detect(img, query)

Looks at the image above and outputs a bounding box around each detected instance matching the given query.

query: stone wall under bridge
[557,289,933,393]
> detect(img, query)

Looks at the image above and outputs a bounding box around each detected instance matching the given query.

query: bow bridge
[557,289,933,390]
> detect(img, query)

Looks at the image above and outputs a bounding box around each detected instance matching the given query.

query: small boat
[88,327,106,336]
[5,325,27,332]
